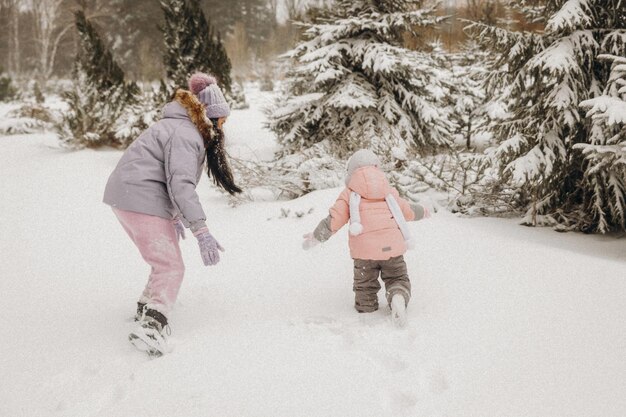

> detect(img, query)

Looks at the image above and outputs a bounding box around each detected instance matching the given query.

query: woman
[103,73,241,357]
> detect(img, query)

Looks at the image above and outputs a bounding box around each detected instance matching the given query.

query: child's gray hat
[345,149,381,185]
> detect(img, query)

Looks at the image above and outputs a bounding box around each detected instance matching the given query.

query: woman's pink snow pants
[113,208,185,317]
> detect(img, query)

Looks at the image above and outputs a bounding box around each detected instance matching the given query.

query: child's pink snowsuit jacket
[329,166,415,260]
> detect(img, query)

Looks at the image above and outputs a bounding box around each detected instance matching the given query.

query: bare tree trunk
[11,1,20,76]
[285,0,304,20]
[2,0,21,76]
[32,0,64,86]
[268,0,278,20]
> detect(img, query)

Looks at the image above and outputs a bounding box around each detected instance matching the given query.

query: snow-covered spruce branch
[575,53,626,232]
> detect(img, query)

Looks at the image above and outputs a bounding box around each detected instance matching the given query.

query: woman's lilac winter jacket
[103,100,207,231]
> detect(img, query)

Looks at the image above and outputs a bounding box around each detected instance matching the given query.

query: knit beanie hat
[188,73,231,119]
[345,149,381,185]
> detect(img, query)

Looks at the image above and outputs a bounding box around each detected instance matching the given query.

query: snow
[528,31,597,76]
[545,0,592,33]
[0,117,47,135]
[224,86,279,162]
[1,92,626,417]
[581,96,626,125]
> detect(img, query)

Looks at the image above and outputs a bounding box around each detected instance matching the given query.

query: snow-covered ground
[1,89,625,417]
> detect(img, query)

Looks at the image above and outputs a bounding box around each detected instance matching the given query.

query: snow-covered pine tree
[57,10,140,148]
[160,0,232,92]
[445,39,491,150]
[578,53,626,232]
[468,0,626,232]
[267,0,453,158]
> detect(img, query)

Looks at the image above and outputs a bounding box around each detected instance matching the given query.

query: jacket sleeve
[329,188,350,232]
[164,129,207,230]
[391,189,416,221]
[312,215,333,242]
[311,189,350,242]
[410,204,428,220]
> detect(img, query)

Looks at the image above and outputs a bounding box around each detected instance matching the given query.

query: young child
[302,149,429,327]
[103,73,241,356]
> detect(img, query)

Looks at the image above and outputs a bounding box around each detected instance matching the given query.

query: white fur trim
[349,192,362,235]
[385,194,414,250]
[349,222,363,236]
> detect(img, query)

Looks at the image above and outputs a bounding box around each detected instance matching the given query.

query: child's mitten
[302,233,320,250]
[410,203,431,220]
[194,228,224,266]
[173,218,186,241]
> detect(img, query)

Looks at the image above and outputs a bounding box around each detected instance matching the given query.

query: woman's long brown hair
[205,119,242,195]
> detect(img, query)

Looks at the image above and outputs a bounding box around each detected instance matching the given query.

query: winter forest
[1,0,625,416]
[1,0,625,232]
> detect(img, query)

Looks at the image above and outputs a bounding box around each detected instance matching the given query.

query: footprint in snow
[383,390,418,415]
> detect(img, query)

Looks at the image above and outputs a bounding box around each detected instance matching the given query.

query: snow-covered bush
[228,142,345,203]
[389,149,510,213]
[11,103,55,124]
[0,118,47,135]
[268,0,453,159]
[0,103,56,135]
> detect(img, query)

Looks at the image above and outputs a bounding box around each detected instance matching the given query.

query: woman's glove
[194,228,224,266]
[302,233,320,250]
[173,218,186,241]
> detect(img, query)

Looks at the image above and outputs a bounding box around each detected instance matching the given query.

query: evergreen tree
[105,0,165,80]
[267,0,453,159]
[56,10,141,148]
[202,0,274,55]
[578,54,626,232]
[469,0,626,232]
[445,40,491,150]
[0,67,16,102]
[160,0,232,92]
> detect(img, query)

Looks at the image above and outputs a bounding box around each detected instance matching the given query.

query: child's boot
[390,293,408,328]
[129,307,169,357]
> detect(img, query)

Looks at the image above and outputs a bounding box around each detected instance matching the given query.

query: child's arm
[409,203,430,220]
[312,215,333,243]
[303,189,350,249]
[392,189,430,221]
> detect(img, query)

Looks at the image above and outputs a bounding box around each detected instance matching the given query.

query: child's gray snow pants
[352,255,411,313]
